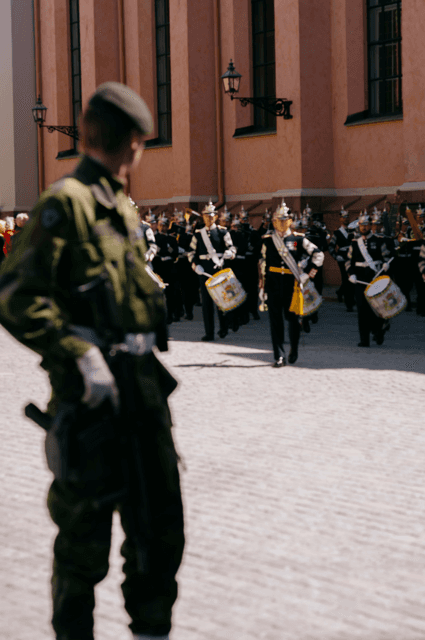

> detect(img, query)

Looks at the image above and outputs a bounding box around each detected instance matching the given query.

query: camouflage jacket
[0,155,174,409]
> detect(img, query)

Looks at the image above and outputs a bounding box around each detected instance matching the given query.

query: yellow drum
[365,275,406,319]
[301,280,323,317]
[205,268,247,313]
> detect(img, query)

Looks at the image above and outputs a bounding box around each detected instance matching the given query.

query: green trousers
[47,418,184,640]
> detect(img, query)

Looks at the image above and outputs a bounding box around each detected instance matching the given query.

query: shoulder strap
[357,237,378,272]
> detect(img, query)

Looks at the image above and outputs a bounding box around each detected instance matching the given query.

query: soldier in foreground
[0,83,184,640]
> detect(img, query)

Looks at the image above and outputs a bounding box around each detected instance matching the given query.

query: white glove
[300,273,309,285]
[223,249,234,260]
[144,248,155,262]
[336,256,344,262]
[382,262,390,272]
[76,346,120,411]
[349,274,357,284]
[194,264,205,276]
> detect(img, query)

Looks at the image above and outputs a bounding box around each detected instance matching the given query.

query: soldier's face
[340,216,347,226]
[273,218,292,235]
[203,214,216,228]
[359,223,370,236]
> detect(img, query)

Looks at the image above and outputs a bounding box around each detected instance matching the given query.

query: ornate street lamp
[32,96,80,140]
[221,59,293,120]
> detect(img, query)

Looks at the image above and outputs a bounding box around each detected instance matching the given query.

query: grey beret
[89,82,153,135]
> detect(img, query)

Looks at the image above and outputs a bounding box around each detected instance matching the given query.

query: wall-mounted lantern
[32,96,79,140]
[221,60,293,120]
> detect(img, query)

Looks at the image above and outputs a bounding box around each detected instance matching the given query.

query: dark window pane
[70,0,79,24]
[157,56,168,84]
[158,86,169,114]
[72,23,79,47]
[252,1,264,33]
[265,64,275,96]
[253,33,265,65]
[266,31,275,64]
[72,50,80,73]
[369,8,381,42]
[73,76,81,103]
[254,71,265,98]
[157,26,167,56]
[265,0,274,32]
[155,0,166,26]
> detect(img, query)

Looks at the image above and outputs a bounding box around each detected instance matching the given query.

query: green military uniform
[0,154,184,640]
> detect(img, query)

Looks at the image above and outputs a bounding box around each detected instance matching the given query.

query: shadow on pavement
[169,301,425,375]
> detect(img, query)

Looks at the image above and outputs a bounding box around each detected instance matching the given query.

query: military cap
[416,206,425,217]
[158,213,169,225]
[273,200,292,220]
[340,208,349,219]
[89,82,153,135]
[230,217,241,227]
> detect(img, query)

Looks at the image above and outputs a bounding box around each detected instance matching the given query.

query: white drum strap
[200,227,222,268]
[357,237,378,272]
[340,226,348,239]
[272,232,301,282]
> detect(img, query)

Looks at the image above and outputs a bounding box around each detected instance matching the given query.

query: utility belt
[269,266,293,275]
[355,261,381,268]
[199,253,223,260]
[70,325,155,357]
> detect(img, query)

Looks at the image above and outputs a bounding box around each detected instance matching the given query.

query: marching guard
[190,201,236,340]
[259,202,324,367]
[153,214,179,323]
[328,208,355,311]
[346,211,392,346]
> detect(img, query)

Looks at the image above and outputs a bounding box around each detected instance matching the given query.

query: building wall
[34,0,425,283]
[0,0,38,216]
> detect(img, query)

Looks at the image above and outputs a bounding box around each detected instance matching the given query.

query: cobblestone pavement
[1,294,425,640]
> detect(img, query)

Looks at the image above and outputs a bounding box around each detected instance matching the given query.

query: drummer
[190,201,236,341]
[259,202,324,367]
[345,211,392,347]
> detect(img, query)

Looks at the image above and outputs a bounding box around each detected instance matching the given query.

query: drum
[301,280,323,317]
[205,268,247,313]
[364,275,406,319]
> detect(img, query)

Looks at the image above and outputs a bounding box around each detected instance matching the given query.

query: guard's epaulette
[263,233,272,239]
[293,231,304,237]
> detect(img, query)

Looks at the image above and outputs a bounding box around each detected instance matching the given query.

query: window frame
[366,0,402,118]
[69,0,82,149]
[251,0,276,132]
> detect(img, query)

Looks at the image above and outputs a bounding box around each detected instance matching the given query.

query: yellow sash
[289,280,304,315]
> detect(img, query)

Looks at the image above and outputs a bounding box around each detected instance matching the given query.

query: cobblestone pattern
[1,299,425,640]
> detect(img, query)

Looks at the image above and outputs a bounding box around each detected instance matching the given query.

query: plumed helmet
[202,199,217,215]
[239,205,249,222]
[340,207,349,219]
[416,206,425,218]
[358,210,370,225]
[158,213,169,226]
[371,207,382,224]
[273,200,292,220]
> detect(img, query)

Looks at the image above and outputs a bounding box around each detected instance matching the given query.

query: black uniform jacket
[190,223,235,272]
[261,230,324,293]
[329,226,353,262]
[346,233,392,283]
